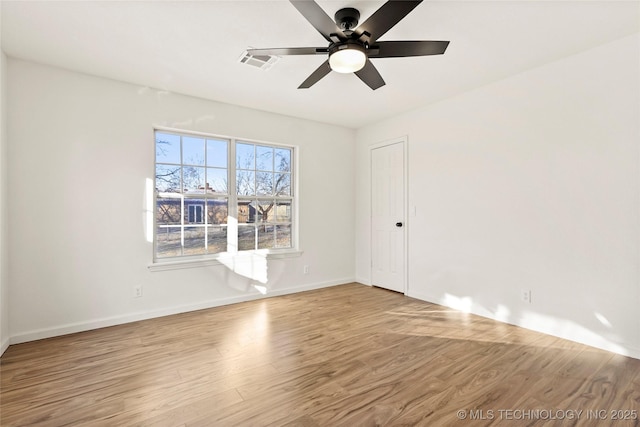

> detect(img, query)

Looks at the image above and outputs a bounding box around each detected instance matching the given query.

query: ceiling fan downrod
[334,7,360,33]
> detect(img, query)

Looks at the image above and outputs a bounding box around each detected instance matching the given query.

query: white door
[371,141,405,293]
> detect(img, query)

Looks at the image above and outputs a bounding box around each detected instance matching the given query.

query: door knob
[396,222,403,227]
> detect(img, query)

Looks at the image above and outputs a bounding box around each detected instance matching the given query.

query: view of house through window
[154,130,294,259]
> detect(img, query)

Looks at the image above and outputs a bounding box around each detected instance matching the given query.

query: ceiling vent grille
[239,48,279,70]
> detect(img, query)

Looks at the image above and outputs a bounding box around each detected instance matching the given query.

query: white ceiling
[2,1,639,129]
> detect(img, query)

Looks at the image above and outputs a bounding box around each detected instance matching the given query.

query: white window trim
[148,249,304,272]
[149,126,300,271]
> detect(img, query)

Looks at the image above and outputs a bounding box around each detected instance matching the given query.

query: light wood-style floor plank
[1,283,639,426]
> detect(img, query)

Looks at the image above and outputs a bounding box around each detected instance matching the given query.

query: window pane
[256,172,273,196]
[156,226,182,258]
[156,133,181,164]
[238,200,257,224]
[236,170,255,196]
[236,143,255,170]
[185,200,205,224]
[154,131,294,260]
[183,136,205,166]
[208,226,227,254]
[156,197,182,225]
[275,173,291,196]
[276,225,292,248]
[258,224,275,249]
[257,200,275,223]
[256,146,273,171]
[183,226,206,255]
[238,226,256,251]
[276,200,291,222]
[206,168,227,194]
[207,199,228,224]
[155,165,181,193]
[275,148,291,172]
[183,167,206,193]
[207,139,227,168]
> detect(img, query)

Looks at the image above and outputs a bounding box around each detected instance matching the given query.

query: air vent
[239,48,279,70]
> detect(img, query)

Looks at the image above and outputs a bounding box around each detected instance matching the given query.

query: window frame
[150,127,300,271]
[187,204,204,224]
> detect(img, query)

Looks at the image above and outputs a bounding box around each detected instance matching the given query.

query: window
[154,130,294,260]
[236,142,293,251]
[188,205,204,223]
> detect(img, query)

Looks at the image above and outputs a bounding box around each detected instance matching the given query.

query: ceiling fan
[247,0,449,90]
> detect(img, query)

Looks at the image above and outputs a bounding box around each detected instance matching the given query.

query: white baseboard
[628,346,640,360]
[406,290,640,361]
[0,336,9,356]
[13,279,636,360]
[355,276,371,286]
[10,278,353,345]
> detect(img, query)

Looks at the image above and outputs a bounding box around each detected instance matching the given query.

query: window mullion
[180,135,185,256]
[204,140,208,252]
[228,140,238,253]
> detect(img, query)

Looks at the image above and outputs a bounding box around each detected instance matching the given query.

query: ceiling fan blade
[298,60,332,89]
[369,40,449,58]
[247,47,328,56]
[354,59,385,90]
[355,0,423,44]
[290,1,346,43]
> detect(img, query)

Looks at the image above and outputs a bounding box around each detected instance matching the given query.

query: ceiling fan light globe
[329,48,366,73]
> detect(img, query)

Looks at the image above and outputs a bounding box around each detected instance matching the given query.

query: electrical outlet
[521,289,531,303]
[134,284,143,298]
[303,265,310,275]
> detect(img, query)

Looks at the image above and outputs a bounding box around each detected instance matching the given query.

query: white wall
[0,6,10,355]
[5,32,639,361]
[7,59,355,343]
[356,34,640,358]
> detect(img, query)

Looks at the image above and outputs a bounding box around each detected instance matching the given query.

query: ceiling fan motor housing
[334,7,360,31]
[329,40,365,55]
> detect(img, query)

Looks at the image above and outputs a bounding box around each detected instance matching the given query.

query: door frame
[369,136,409,295]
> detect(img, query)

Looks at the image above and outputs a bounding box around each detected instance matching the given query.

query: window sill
[148,249,303,272]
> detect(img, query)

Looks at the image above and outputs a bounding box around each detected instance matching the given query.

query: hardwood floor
[1,283,639,426]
